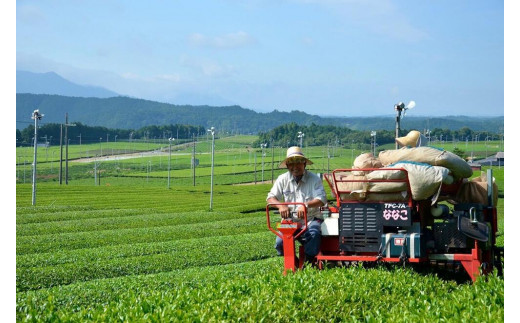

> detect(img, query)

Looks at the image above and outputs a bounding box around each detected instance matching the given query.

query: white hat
[279,146,313,168]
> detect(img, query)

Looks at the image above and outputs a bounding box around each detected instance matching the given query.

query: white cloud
[188,31,256,49]
[155,74,181,82]
[120,72,141,80]
[180,55,236,78]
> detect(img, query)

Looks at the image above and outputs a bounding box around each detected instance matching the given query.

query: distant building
[474,152,504,167]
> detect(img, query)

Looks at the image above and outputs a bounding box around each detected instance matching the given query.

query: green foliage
[16,257,504,322]
[256,122,397,147]
[15,141,505,321]
[17,121,204,146]
[452,147,466,159]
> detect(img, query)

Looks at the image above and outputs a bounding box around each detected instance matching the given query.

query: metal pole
[32,116,38,205]
[271,144,274,184]
[31,110,43,205]
[209,128,215,210]
[65,113,69,185]
[192,134,196,186]
[327,143,330,174]
[297,131,305,148]
[395,110,401,150]
[261,144,265,182]
[59,124,63,185]
[168,138,173,189]
[394,103,404,149]
[373,132,376,156]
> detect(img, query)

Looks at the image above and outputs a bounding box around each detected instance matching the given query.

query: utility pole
[192,133,196,186]
[65,113,69,184]
[64,113,76,185]
[168,137,174,189]
[59,124,63,184]
[208,127,215,210]
[261,143,267,182]
[327,142,330,175]
[394,101,415,149]
[371,131,377,156]
[31,110,43,206]
[271,143,274,185]
[394,103,404,149]
[297,131,305,148]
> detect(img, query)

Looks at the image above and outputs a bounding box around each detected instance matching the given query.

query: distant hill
[16,70,119,98]
[16,94,504,134]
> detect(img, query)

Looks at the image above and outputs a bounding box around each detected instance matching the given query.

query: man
[266,146,327,264]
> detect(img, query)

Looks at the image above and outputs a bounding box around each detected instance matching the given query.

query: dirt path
[71,150,195,163]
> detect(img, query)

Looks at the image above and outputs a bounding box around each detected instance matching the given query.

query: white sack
[378,147,473,179]
[366,161,451,203]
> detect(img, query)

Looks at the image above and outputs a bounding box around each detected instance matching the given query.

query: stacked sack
[366,161,453,203]
[374,146,473,204]
[334,131,479,204]
[336,153,408,202]
[334,153,377,200]
[378,146,473,180]
[448,171,498,206]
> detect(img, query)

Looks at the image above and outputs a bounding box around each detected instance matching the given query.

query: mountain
[16,94,504,134]
[16,70,119,98]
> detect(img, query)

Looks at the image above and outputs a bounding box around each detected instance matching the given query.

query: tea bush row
[17,215,267,255]
[16,183,270,214]
[17,231,274,291]
[17,210,261,236]
[17,258,503,322]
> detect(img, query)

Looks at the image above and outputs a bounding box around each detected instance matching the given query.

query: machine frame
[267,168,502,282]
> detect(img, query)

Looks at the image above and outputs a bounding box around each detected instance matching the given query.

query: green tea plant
[17,258,503,322]
[15,138,504,322]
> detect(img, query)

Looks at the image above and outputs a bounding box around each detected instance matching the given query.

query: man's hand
[278,205,291,219]
[296,205,306,219]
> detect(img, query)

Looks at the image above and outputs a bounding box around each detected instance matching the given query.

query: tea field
[15,137,505,321]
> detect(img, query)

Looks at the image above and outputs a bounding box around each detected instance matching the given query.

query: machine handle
[266,202,308,239]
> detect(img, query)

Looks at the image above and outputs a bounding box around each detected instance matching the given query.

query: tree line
[254,122,502,148]
[16,122,206,146]
[16,121,502,149]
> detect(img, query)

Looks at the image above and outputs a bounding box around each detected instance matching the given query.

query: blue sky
[14,0,506,117]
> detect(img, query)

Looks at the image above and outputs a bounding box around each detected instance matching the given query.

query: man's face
[287,158,306,177]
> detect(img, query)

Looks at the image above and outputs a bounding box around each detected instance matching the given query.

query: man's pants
[275,219,322,258]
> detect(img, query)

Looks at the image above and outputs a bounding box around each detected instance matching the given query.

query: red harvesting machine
[267,168,503,282]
